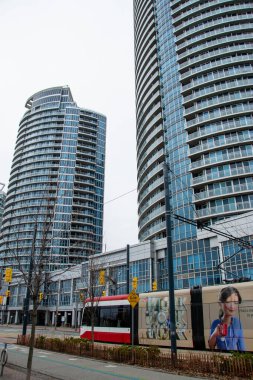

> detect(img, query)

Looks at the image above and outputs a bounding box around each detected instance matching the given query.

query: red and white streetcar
[80,294,133,344]
[80,282,253,352]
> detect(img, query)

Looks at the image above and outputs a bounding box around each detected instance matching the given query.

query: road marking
[38,355,47,358]
[68,358,78,361]
[10,349,145,380]
[8,345,24,350]
[105,365,118,368]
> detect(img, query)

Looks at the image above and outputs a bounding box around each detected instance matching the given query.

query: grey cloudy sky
[0,0,138,251]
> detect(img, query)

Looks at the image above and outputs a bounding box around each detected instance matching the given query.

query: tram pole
[164,162,177,361]
[22,255,33,336]
[22,219,38,336]
[126,244,130,294]
[131,307,134,349]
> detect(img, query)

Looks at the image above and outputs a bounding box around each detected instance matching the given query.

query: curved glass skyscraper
[0,184,6,229]
[0,86,106,271]
[134,0,253,287]
[135,0,166,242]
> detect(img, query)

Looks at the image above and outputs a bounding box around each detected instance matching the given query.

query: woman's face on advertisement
[221,293,239,317]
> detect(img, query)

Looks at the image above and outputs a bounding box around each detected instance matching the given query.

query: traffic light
[152,280,157,291]
[0,296,3,304]
[132,277,138,290]
[5,290,10,297]
[102,290,106,296]
[4,268,13,283]
[99,270,105,285]
[39,292,43,301]
[79,293,84,301]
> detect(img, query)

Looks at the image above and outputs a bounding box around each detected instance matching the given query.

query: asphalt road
[0,326,208,380]
[0,325,79,340]
[5,344,207,380]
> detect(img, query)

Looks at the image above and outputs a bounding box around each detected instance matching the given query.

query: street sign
[127,290,139,308]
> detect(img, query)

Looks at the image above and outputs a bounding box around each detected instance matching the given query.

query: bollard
[0,343,8,376]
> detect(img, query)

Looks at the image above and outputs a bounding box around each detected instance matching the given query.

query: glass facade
[0,86,106,271]
[134,0,253,287]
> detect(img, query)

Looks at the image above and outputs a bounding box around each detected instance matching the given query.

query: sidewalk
[1,324,78,334]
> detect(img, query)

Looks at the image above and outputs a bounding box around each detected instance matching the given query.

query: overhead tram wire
[166,166,253,274]
[167,166,247,239]
[104,188,137,205]
[168,166,252,245]
[173,213,253,250]
[169,165,253,276]
[102,176,252,282]
[216,247,245,280]
[103,175,253,250]
[214,211,253,242]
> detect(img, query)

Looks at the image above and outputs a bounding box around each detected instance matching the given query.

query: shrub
[16,334,252,379]
[231,351,253,364]
[36,335,46,349]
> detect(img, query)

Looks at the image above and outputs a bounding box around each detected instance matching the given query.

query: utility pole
[22,221,38,336]
[54,279,60,330]
[74,293,79,331]
[22,260,33,335]
[164,163,177,361]
[126,244,130,294]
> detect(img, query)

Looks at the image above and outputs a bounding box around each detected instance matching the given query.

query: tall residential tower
[0,86,106,271]
[134,0,253,287]
[0,183,6,229]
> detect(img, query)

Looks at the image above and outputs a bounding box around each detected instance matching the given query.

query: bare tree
[0,190,71,380]
[16,197,54,380]
[80,255,107,349]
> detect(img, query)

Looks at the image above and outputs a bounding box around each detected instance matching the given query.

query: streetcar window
[100,307,118,327]
[82,305,130,328]
[82,307,99,326]
[100,306,130,328]
[117,306,130,327]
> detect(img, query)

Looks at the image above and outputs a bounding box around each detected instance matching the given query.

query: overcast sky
[0,0,138,251]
